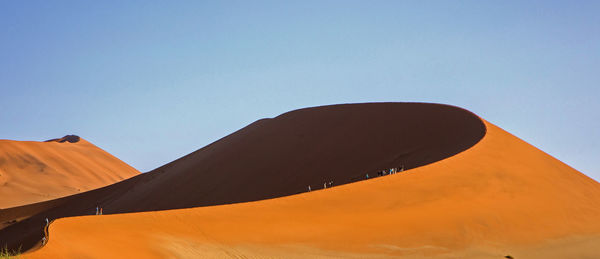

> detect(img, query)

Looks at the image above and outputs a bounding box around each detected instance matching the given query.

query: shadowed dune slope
[0,103,486,251]
[27,121,600,259]
[0,136,140,208]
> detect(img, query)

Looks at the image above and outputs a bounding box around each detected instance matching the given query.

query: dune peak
[44,135,81,143]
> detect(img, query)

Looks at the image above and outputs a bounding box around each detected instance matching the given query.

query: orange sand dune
[28,117,600,256]
[0,136,139,208]
[27,120,600,258]
[1,103,485,251]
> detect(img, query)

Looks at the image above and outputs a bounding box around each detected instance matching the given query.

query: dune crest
[44,135,81,143]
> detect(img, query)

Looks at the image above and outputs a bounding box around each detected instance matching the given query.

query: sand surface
[0,136,139,208]
[27,120,600,258]
[2,103,599,258]
[0,103,485,251]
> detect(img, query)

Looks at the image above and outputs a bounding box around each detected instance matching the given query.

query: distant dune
[2,103,599,258]
[0,135,139,208]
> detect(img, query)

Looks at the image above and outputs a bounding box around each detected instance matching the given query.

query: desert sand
[26,119,600,259]
[2,103,599,258]
[1,103,485,251]
[0,135,140,208]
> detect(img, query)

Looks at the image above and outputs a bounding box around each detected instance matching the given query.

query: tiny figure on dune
[308,185,311,192]
[42,218,49,245]
[96,206,99,215]
[323,182,327,189]
[366,173,369,179]
[100,207,103,215]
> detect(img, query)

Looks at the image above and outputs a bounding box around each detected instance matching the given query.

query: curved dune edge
[0,138,140,208]
[26,120,600,259]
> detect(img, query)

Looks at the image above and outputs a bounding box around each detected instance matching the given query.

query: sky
[1,1,598,181]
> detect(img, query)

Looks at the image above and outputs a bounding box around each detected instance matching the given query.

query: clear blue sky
[1,1,598,181]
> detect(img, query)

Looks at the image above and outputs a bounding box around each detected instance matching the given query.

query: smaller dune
[0,135,140,209]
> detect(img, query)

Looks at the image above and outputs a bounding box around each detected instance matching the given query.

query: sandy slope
[0,136,139,208]
[27,119,600,258]
[0,103,485,251]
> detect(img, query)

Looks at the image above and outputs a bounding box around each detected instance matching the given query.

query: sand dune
[2,103,599,258]
[0,103,485,251]
[0,136,140,208]
[28,120,600,259]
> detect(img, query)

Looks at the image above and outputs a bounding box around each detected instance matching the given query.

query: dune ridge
[44,135,81,143]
